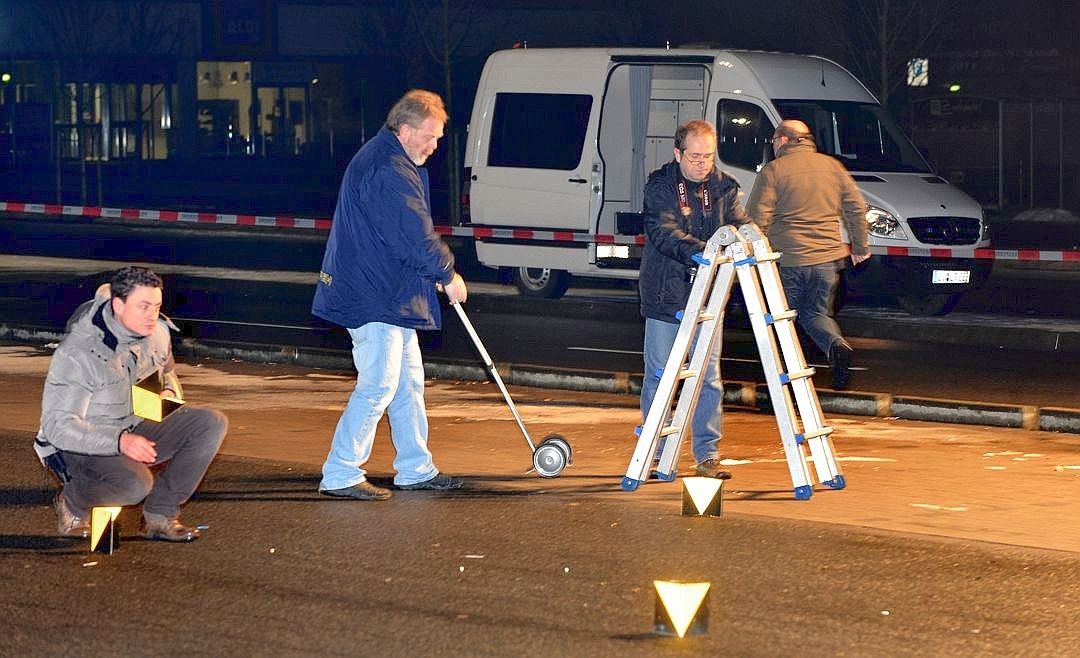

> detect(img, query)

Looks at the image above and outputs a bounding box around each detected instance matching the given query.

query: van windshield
[773,99,931,173]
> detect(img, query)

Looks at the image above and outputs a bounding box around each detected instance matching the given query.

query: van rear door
[467,63,605,232]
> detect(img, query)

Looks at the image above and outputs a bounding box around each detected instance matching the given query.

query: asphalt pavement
[2,345,1079,656]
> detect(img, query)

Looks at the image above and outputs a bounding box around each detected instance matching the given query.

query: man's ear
[111,297,123,314]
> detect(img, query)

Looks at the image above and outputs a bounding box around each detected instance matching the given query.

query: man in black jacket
[639,119,749,479]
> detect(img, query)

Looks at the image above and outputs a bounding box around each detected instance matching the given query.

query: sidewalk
[2,344,1079,554]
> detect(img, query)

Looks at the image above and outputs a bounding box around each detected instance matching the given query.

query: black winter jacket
[639,161,748,323]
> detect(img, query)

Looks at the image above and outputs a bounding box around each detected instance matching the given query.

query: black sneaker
[397,473,463,490]
[694,458,732,479]
[320,481,393,501]
[830,341,854,390]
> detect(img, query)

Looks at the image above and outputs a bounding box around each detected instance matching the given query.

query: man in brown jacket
[745,119,870,389]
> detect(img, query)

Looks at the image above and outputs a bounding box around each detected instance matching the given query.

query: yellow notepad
[131,372,184,422]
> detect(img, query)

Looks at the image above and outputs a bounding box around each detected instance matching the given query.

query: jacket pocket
[90,374,134,421]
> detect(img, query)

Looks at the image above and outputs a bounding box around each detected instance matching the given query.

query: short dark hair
[674,120,717,151]
[385,89,448,133]
[110,266,162,301]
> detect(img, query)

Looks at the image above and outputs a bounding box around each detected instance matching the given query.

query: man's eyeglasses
[680,151,715,164]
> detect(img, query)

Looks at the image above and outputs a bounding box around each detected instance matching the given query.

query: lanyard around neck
[676,178,712,217]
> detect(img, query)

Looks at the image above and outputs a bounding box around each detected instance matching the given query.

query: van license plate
[932,270,970,284]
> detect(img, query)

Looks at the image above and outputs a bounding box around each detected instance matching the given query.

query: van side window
[489,93,593,170]
[716,99,773,170]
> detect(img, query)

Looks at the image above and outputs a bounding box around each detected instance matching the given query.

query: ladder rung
[780,368,815,383]
[678,368,699,380]
[697,312,716,323]
[660,425,681,437]
[765,310,797,324]
[803,426,833,440]
[755,252,781,263]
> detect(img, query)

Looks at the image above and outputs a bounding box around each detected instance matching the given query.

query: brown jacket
[745,141,869,267]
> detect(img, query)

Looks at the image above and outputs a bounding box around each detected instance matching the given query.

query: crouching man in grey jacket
[35,266,227,542]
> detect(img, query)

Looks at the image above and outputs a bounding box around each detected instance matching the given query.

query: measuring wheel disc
[532,443,567,478]
[541,434,573,466]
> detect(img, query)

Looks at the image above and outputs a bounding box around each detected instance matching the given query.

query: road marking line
[910,503,968,512]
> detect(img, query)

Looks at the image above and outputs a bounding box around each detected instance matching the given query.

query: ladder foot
[793,485,813,500]
[823,475,846,490]
[621,476,643,492]
[653,470,677,482]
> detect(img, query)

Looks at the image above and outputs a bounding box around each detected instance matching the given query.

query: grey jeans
[60,405,227,519]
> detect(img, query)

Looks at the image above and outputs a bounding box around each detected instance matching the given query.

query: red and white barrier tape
[0,201,331,230]
[3,200,1076,262]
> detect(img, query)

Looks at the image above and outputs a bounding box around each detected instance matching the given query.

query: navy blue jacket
[639,161,748,323]
[312,127,455,330]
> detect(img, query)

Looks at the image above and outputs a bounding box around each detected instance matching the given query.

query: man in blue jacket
[639,120,749,480]
[312,90,468,501]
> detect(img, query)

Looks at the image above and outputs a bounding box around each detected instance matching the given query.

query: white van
[461,47,992,315]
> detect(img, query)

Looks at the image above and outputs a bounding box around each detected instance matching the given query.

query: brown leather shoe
[55,493,89,538]
[694,458,733,480]
[141,514,200,542]
[319,480,393,501]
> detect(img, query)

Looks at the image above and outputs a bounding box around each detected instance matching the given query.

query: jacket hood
[65,283,178,350]
[777,141,817,158]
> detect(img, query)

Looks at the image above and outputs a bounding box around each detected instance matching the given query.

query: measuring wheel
[531,441,568,478]
[541,434,573,466]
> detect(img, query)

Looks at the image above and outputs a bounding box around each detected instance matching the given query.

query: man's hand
[120,431,157,464]
[439,272,468,304]
[851,252,871,266]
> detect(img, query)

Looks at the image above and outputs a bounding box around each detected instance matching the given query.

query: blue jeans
[779,261,847,355]
[640,317,723,463]
[320,322,439,489]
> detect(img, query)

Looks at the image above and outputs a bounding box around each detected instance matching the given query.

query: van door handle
[568,178,587,183]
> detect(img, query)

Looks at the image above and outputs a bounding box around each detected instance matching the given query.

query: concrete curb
[4,326,1077,435]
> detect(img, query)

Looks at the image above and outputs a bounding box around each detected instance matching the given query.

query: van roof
[485,48,878,104]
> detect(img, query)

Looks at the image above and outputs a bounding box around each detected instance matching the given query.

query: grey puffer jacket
[36,284,178,459]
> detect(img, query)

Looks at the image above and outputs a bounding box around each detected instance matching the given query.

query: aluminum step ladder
[621,223,845,500]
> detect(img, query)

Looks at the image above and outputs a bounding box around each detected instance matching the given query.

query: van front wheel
[512,267,570,299]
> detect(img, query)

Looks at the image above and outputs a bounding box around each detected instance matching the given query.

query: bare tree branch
[810,0,971,109]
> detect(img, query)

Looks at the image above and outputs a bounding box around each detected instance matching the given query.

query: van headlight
[866,205,907,240]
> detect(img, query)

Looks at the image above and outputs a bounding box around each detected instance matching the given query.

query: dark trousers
[60,405,227,519]
[779,260,847,355]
